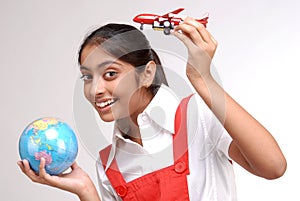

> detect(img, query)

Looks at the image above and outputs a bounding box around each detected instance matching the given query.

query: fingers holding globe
[18,117,78,175]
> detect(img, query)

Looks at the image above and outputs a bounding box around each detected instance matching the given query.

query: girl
[18,17,287,201]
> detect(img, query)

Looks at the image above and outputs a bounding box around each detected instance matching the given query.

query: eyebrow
[80,61,122,71]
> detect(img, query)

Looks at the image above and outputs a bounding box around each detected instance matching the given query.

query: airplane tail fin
[201,12,209,19]
[196,14,209,27]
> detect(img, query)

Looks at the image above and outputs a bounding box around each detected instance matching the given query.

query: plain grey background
[1,0,299,200]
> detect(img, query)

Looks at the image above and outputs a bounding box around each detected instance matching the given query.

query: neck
[116,88,154,146]
[116,117,143,146]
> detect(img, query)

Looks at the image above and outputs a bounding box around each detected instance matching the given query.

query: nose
[90,77,105,98]
[133,15,141,23]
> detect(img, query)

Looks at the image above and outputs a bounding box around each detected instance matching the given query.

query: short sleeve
[188,94,233,160]
[216,130,233,160]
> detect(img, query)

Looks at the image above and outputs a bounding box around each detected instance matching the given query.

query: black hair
[78,23,168,95]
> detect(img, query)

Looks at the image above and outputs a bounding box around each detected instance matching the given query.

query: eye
[80,74,93,82]
[104,71,117,79]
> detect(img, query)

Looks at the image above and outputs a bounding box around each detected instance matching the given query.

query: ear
[140,61,156,88]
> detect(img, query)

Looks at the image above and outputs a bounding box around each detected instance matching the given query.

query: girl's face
[79,44,152,123]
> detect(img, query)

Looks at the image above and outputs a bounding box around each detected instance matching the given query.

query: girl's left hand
[172,17,218,82]
[17,158,101,201]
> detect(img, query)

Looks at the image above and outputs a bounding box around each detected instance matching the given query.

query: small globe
[19,117,78,175]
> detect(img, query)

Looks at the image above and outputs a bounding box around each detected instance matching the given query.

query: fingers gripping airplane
[133,8,209,35]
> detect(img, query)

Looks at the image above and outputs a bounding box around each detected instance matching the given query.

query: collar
[143,84,180,134]
[104,84,180,170]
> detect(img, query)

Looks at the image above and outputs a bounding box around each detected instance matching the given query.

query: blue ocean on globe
[19,117,78,175]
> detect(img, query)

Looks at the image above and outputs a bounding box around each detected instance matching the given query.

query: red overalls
[100,95,193,201]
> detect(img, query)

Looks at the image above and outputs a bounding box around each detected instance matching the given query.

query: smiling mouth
[95,98,118,109]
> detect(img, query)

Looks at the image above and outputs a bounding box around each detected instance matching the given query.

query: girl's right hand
[172,16,218,82]
[17,158,101,201]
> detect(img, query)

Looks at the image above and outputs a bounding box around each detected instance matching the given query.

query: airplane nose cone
[133,15,141,23]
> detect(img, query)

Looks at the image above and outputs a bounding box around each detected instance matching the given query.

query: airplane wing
[161,8,184,18]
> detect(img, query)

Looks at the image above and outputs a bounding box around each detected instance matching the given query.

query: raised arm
[17,158,101,201]
[172,17,287,179]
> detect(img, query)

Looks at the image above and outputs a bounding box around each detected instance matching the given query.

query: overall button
[116,185,128,197]
[175,161,186,173]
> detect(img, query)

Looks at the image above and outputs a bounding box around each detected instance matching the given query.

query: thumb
[70,161,80,170]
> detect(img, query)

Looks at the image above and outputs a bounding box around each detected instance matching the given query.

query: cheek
[83,84,92,103]
[114,71,140,96]
[113,73,141,108]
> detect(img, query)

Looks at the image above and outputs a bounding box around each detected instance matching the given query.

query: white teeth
[96,99,115,108]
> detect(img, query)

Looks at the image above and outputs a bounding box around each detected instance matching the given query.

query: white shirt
[96,84,237,201]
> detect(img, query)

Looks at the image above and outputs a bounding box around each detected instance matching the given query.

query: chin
[99,115,115,123]
[95,111,115,122]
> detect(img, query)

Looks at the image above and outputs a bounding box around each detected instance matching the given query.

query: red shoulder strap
[174,94,194,134]
[99,144,112,169]
[99,145,128,190]
[173,94,194,163]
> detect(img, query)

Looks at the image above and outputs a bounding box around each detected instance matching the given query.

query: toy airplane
[133,8,209,35]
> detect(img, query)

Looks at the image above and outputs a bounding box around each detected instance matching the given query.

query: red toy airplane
[133,8,209,35]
